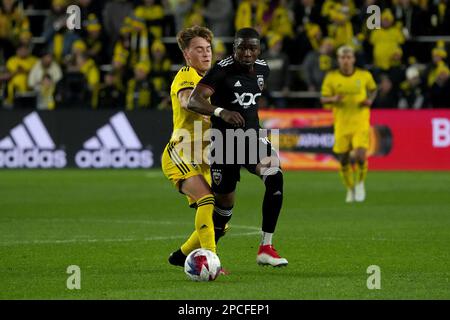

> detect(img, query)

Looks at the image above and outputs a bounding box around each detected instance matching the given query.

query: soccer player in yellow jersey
[321,46,377,202]
[161,26,220,267]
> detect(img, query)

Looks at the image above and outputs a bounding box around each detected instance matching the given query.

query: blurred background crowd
[0,0,449,110]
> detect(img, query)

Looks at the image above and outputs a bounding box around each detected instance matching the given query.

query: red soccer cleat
[219,267,230,275]
[256,245,288,267]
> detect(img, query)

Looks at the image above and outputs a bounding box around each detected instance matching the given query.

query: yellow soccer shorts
[333,127,370,154]
[161,141,212,207]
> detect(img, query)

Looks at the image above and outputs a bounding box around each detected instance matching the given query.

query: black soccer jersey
[199,55,270,131]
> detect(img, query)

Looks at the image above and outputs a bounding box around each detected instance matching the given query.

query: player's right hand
[220,109,245,127]
[332,95,343,103]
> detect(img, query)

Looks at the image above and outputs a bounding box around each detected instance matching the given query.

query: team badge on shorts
[212,169,222,185]
[257,75,264,91]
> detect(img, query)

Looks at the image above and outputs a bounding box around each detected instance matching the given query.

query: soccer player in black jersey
[187,28,288,267]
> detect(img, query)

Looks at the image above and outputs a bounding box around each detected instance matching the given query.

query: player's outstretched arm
[188,85,245,127]
[187,84,216,115]
[320,95,342,105]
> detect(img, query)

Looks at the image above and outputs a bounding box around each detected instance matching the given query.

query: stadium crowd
[0,0,449,110]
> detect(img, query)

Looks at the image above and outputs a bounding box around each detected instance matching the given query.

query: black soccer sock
[261,168,283,233]
[213,205,233,243]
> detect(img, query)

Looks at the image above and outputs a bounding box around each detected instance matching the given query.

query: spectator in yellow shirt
[425,43,448,87]
[68,40,87,63]
[149,39,172,97]
[127,15,151,66]
[4,45,37,107]
[321,0,356,19]
[369,9,405,71]
[305,23,323,51]
[326,3,354,48]
[76,53,100,108]
[269,0,294,39]
[235,0,269,36]
[183,2,205,28]
[0,0,30,60]
[112,26,132,73]
[84,14,106,65]
[134,0,165,39]
[126,61,155,110]
[112,15,151,82]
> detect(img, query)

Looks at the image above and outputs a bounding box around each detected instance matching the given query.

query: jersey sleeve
[172,68,196,96]
[264,65,270,84]
[365,71,377,91]
[6,58,17,73]
[321,72,334,97]
[198,62,226,92]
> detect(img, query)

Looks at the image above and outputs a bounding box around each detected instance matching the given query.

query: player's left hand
[360,99,373,107]
[220,109,245,127]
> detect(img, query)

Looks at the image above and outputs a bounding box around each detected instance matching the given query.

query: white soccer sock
[261,232,273,246]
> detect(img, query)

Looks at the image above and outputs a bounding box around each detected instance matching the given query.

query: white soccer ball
[184,248,221,282]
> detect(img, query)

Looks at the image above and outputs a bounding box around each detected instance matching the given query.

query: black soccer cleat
[215,224,230,244]
[168,249,187,267]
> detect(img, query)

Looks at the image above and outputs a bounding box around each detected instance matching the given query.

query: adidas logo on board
[0,112,66,168]
[75,112,153,168]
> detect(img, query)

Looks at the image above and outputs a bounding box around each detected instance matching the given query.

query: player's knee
[354,152,366,164]
[215,192,234,208]
[356,158,365,166]
[262,167,283,193]
[196,194,215,207]
[182,175,212,201]
[338,153,351,166]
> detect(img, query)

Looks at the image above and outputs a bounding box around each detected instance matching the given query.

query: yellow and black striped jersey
[170,66,210,145]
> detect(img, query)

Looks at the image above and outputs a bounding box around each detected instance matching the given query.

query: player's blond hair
[176,26,213,51]
[337,45,355,57]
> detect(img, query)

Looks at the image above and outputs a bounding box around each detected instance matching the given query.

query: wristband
[213,107,224,117]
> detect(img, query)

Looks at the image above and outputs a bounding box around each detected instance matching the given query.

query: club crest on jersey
[212,169,222,185]
[257,75,264,91]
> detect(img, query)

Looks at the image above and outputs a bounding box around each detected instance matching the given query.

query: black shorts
[210,135,278,194]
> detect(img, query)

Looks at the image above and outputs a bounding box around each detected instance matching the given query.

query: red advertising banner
[259,109,450,171]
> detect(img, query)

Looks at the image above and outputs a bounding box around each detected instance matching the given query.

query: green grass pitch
[0,169,449,299]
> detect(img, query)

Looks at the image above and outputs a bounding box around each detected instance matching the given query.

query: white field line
[1,231,446,245]
[0,232,261,246]
[0,217,260,230]
[0,218,260,246]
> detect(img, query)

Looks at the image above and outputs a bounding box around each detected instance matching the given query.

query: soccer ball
[184,249,221,281]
